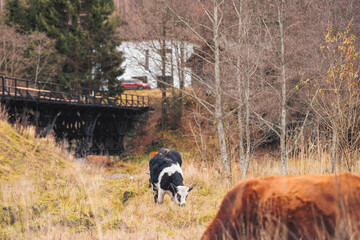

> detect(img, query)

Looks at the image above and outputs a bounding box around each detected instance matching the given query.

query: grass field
[1,119,360,239]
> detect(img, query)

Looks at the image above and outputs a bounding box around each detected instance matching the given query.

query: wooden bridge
[0,76,150,156]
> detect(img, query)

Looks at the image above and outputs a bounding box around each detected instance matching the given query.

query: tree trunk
[331,129,337,173]
[279,0,287,175]
[236,1,245,172]
[242,66,251,180]
[161,38,167,129]
[179,41,185,94]
[214,0,229,173]
[178,42,185,117]
[35,46,41,82]
[238,106,245,170]
[160,15,168,130]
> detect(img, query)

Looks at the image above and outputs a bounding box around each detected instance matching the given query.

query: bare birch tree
[167,0,229,172]
[278,0,287,175]
[230,0,261,179]
[213,0,229,172]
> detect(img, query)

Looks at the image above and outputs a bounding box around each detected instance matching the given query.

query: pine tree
[6,0,123,90]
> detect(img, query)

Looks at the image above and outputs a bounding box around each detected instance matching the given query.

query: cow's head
[171,184,193,206]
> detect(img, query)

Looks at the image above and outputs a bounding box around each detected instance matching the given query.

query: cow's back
[201,173,360,240]
[158,148,182,166]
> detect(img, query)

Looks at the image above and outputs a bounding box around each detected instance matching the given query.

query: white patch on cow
[158,188,165,203]
[155,163,183,191]
[157,189,175,204]
[165,190,173,198]
[175,186,190,206]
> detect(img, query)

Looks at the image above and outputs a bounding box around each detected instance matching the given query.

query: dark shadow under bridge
[0,76,150,156]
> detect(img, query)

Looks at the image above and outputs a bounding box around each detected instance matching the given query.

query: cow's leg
[151,183,158,203]
[153,190,158,203]
[158,189,165,204]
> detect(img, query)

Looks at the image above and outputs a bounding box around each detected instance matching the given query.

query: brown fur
[201,173,360,240]
[150,152,158,159]
[149,149,170,159]
[86,155,113,167]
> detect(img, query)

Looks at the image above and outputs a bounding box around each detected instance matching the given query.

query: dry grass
[123,88,181,98]
[123,87,192,105]
[1,120,360,239]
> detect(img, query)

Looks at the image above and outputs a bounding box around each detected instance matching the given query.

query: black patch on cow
[160,172,184,196]
[158,148,182,166]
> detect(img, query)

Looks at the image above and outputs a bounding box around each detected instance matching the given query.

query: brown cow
[86,155,114,167]
[201,173,360,240]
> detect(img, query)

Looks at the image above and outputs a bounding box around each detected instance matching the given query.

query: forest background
[118,0,360,178]
[1,0,360,189]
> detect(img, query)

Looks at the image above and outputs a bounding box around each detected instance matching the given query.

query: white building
[118,40,194,89]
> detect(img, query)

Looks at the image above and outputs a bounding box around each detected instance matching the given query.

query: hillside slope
[0,120,226,239]
[0,122,70,181]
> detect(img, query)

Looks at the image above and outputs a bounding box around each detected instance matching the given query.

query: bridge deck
[0,76,149,109]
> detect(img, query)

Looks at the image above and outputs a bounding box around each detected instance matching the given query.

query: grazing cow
[86,155,113,167]
[201,173,360,240]
[149,150,192,206]
[148,148,182,187]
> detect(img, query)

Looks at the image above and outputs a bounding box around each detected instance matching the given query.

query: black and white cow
[149,149,192,206]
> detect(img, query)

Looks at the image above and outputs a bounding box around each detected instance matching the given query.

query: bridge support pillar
[40,112,62,137]
[82,113,101,156]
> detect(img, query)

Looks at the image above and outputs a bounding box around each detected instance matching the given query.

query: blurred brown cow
[87,155,113,167]
[201,173,360,240]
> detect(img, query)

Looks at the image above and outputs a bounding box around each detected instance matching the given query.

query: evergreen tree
[6,0,123,90]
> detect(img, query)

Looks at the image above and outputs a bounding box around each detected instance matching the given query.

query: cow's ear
[188,187,193,192]
[170,183,177,191]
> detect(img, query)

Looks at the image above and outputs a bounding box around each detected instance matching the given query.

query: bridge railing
[0,76,150,108]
